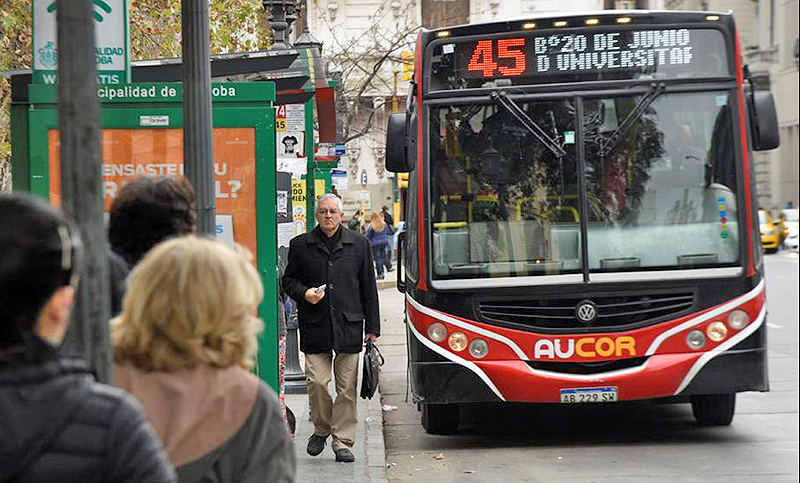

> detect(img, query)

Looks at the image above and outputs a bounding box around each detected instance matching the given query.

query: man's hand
[364,333,377,343]
[304,287,325,304]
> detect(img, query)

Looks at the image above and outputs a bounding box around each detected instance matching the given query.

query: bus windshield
[429,90,739,279]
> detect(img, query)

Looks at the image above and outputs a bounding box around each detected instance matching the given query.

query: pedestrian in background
[112,236,295,482]
[365,212,392,280]
[381,205,394,229]
[380,207,394,273]
[108,176,196,269]
[347,209,363,233]
[0,193,175,483]
[282,193,380,463]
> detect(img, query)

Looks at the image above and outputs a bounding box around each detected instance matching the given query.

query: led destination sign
[430,28,728,90]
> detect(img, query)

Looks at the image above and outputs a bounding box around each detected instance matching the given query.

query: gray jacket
[176,383,295,482]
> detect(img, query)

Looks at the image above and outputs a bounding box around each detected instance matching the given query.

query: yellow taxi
[758,209,780,253]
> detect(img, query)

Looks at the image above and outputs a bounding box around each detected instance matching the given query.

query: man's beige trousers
[305,352,360,451]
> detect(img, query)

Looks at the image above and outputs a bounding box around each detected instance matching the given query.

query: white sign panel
[215,215,235,248]
[33,0,129,84]
[285,104,305,131]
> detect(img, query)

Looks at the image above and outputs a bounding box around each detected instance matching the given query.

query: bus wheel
[421,403,459,434]
[691,393,736,426]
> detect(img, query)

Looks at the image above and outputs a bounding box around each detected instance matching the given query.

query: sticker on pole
[139,115,169,126]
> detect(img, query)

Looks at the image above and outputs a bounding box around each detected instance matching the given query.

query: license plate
[560,386,618,403]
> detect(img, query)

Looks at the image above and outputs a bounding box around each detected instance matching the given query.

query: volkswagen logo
[575,300,597,324]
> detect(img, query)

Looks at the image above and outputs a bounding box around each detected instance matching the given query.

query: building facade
[663,0,798,210]
[305,0,797,216]
[747,0,799,211]
[303,0,420,217]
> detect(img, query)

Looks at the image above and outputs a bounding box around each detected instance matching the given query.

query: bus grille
[527,357,649,375]
[478,292,695,331]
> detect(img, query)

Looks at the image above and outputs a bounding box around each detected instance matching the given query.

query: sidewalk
[286,384,386,483]
[376,258,398,291]
[285,268,396,483]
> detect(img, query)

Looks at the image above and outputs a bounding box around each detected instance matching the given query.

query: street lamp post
[262,0,299,50]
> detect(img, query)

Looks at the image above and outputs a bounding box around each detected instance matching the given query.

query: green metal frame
[24,83,280,390]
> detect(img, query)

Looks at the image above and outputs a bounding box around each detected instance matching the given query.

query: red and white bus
[385,11,779,434]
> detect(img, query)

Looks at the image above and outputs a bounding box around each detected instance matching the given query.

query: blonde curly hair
[112,236,264,372]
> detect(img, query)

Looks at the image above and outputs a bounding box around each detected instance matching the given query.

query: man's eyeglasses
[316,209,341,216]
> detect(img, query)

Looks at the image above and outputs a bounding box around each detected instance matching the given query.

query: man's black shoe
[307,434,327,456]
[334,448,355,463]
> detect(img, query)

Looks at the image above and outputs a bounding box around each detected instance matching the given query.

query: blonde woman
[364,212,392,280]
[112,236,294,483]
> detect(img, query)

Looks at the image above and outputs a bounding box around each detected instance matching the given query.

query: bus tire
[691,393,736,426]
[421,403,459,434]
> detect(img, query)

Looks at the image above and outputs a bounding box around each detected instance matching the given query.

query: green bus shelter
[12,82,280,390]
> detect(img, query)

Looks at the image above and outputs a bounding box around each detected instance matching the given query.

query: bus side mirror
[748,91,780,151]
[386,112,413,172]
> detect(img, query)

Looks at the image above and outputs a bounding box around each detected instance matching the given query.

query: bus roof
[424,10,734,38]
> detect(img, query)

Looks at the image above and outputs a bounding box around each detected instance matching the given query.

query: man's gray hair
[315,193,343,212]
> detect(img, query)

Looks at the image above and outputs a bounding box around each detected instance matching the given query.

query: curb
[377,280,396,290]
[364,386,387,482]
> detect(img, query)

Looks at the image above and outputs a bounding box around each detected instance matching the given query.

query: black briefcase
[360,340,384,400]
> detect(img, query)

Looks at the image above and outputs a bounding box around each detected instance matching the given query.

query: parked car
[779,208,799,251]
[759,209,780,253]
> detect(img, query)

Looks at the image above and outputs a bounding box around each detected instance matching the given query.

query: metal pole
[182,0,216,236]
[56,0,112,383]
[284,324,307,394]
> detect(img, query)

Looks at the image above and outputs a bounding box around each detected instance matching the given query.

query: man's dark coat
[282,225,380,354]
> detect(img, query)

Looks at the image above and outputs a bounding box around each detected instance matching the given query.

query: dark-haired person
[108,176,196,268]
[0,193,175,483]
[379,206,394,272]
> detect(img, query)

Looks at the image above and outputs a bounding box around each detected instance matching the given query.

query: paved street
[378,252,799,483]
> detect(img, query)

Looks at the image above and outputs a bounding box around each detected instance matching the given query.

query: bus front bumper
[408,327,768,404]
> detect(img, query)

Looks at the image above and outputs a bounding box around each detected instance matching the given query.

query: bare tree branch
[318,0,420,144]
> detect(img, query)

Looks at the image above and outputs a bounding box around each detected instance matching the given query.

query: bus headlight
[727,310,750,330]
[448,332,468,352]
[686,330,706,349]
[706,321,728,341]
[427,323,447,342]
[468,338,489,358]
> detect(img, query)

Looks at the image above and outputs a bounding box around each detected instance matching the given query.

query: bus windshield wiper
[599,82,665,157]
[490,90,567,158]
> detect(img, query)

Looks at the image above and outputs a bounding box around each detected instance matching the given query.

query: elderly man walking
[282,193,380,463]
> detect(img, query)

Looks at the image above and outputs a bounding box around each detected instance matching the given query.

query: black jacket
[0,343,175,483]
[282,225,380,353]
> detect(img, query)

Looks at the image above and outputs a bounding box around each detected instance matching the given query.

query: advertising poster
[332,170,348,192]
[315,179,326,202]
[291,179,307,237]
[284,104,305,131]
[277,131,304,158]
[277,157,307,179]
[48,127,258,259]
[277,190,288,216]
